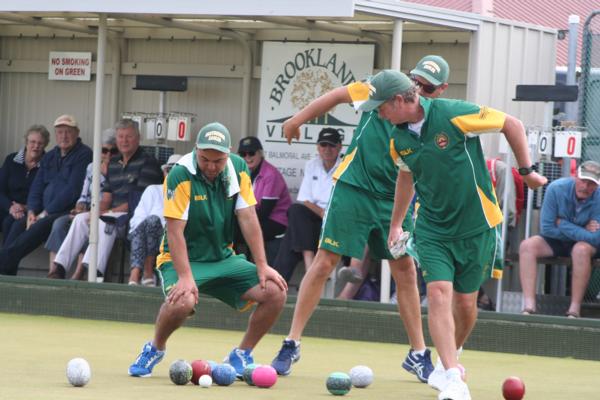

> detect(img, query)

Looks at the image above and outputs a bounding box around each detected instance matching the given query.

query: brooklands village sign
[258,41,374,196]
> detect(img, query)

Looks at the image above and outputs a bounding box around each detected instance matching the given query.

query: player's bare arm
[502,114,548,189]
[388,169,414,248]
[282,86,352,144]
[165,217,199,305]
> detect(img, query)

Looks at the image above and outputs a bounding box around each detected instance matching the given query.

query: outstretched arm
[282,86,352,144]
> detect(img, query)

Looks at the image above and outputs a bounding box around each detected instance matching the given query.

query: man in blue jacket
[0,114,92,275]
[519,160,600,318]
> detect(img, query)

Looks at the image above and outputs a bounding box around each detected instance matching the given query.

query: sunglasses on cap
[239,151,257,158]
[410,75,439,95]
[102,147,118,155]
[318,142,337,148]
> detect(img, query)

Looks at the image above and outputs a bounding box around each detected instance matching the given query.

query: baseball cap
[577,160,600,185]
[161,154,182,171]
[54,114,78,128]
[410,55,450,86]
[238,136,263,153]
[195,122,231,154]
[358,70,414,112]
[317,128,342,145]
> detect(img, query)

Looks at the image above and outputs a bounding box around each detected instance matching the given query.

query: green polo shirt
[157,152,256,266]
[392,97,505,240]
[331,81,399,200]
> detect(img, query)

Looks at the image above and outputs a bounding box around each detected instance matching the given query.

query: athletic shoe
[271,339,301,376]
[337,267,363,284]
[429,359,467,391]
[428,357,447,391]
[438,375,471,400]
[226,347,254,378]
[402,348,434,383]
[128,341,165,377]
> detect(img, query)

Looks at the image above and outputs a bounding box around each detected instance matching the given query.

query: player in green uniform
[361,70,547,400]
[271,61,452,381]
[128,122,288,379]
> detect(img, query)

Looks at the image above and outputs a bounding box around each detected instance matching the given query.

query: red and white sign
[554,131,582,158]
[48,51,92,81]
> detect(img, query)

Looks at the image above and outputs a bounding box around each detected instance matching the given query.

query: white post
[391,20,403,70]
[380,260,391,303]
[88,14,107,282]
[495,151,513,311]
[379,19,403,303]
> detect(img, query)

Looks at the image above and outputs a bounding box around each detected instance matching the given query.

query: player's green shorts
[319,180,413,260]
[158,254,259,311]
[415,227,497,293]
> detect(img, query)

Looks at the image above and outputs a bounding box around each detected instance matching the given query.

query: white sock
[285,338,300,346]
[411,349,426,356]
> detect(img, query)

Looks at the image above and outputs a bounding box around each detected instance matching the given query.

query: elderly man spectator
[48,119,162,280]
[519,160,600,318]
[44,128,117,280]
[0,124,50,238]
[0,115,92,275]
[273,128,342,282]
[128,154,182,286]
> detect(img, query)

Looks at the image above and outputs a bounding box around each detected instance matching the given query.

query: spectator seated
[519,161,600,318]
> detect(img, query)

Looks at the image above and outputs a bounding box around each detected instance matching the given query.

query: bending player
[270,57,454,383]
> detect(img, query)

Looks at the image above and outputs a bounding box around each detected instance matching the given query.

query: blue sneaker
[271,339,300,376]
[226,348,254,379]
[402,348,434,383]
[128,341,165,377]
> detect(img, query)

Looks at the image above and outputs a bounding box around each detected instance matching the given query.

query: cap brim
[579,174,600,185]
[318,140,340,145]
[196,144,230,154]
[358,98,386,112]
[410,69,442,86]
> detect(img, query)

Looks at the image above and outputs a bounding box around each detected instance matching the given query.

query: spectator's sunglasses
[239,151,256,157]
[318,142,337,148]
[410,75,439,94]
[102,147,118,155]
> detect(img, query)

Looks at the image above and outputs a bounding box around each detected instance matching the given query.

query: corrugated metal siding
[0,37,251,161]
[0,26,556,161]
[470,20,556,155]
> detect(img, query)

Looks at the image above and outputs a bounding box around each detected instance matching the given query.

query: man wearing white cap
[0,114,92,275]
[519,160,600,319]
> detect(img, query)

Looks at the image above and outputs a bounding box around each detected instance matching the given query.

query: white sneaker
[438,377,471,400]
[429,359,466,392]
[428,358,447,391]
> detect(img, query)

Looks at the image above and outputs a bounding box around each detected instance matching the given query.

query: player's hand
[258,265,288,292]
[387,224,405,250]
[523,172,547,189]
[282,119,301,145]
[167,275,198,306]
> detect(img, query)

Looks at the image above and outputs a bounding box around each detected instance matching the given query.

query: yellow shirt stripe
[333,147,357,181]
[236,171,257,209]
[476,185,503,228]
[451,107,506,135]
[164,180,191,220]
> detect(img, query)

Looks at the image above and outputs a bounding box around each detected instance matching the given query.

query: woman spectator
[237,137,292,264]
[0,125,50,240]
[127,154,181,286]
[45,129,116,280]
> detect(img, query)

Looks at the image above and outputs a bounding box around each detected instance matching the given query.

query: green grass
[0,312,596,399]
